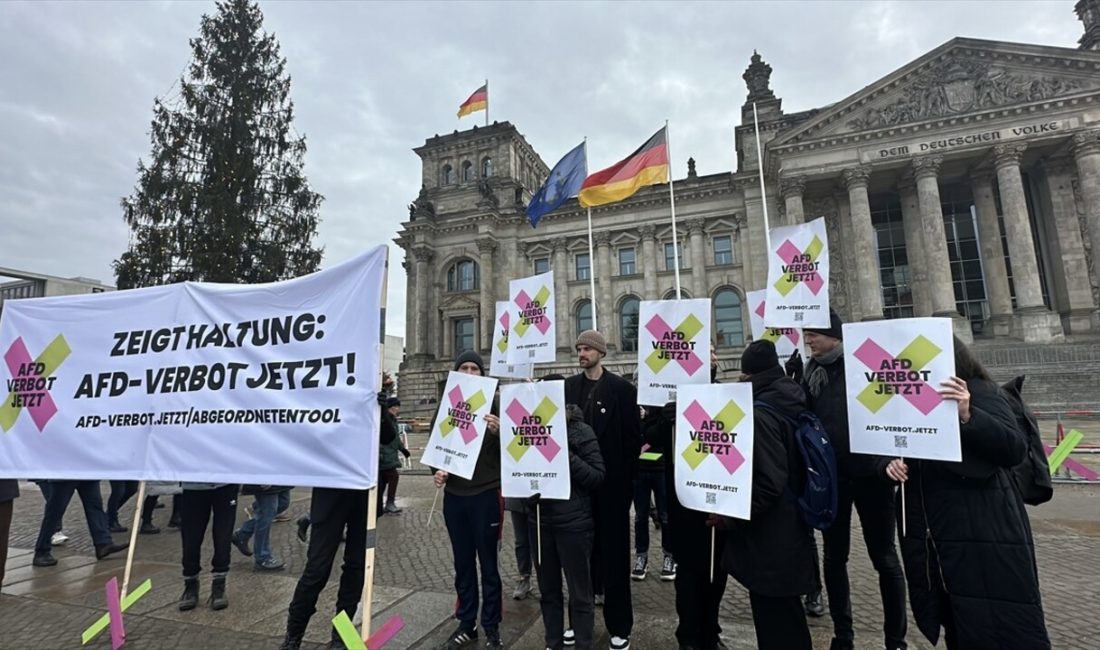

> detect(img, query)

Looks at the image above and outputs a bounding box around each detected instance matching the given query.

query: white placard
[0,248,386,489]
[764,216,830,328]
[747,289,803,362]
[843,318,960,462]
[490,301,533,379]
[506,271,556,364]
[499,381,571,500]
[636,299,712,406]
[421,371,499,479]
[674,383,755,520]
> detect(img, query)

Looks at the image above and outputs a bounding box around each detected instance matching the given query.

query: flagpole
[752,103,772,253]
[484,78,489,127]
[583,139,599,331]
[666,120,682,299]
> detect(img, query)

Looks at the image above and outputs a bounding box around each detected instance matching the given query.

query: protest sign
[507,271,556,364]
[0,247,386,489]
[764,216,830,328]
[637,299,711,406]
[420,371,499,479]
[674,383,755,520]
[490,301,532,379]
[499,381,570,500]
[747,290,803,362]
[844,318,960,462]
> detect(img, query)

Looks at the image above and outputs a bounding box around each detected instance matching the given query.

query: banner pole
[536,503,542,566]
[709,526,715,584]
[484,78,489,127]
[900,459,907,538]
[752,103,772,253]
[584,139,599,332]
[120,480,146,603]
[665,120,681,299]
[429,486,441,523]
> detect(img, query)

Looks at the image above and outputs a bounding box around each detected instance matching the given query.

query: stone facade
[397,26,1100,418]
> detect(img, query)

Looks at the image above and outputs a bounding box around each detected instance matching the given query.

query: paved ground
[2,477,1097,650]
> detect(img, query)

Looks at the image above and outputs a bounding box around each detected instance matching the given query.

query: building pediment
[440,292,481,310]
[771,38,1100,148]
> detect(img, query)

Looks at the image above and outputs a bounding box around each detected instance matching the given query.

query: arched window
[441,164,454,185]
[575,300,592,337]
[662,289,691,300]
[447,259,479,292]
[619,296,641,352]
[462,160,474,182]
[714,288,744,347]
[481,157,493,178]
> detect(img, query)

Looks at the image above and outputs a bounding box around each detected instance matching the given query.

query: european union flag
[526,141,587,228]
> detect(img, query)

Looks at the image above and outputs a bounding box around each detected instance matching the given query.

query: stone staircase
[971,337,1100,410]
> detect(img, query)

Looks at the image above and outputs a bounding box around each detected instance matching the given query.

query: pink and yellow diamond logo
[774,236,824,297]
[854,336,943,415]
[497,312,511,354]
[513,287,552,338]
[1,335,71,433]
[754,300,800,345]
[439,385,488,444]
[644,313,704,376]
[504,397,562,462]
[681,399,746,474]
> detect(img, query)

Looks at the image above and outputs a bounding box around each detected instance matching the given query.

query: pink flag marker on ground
[367,614,406,650]
[104,577,125,650]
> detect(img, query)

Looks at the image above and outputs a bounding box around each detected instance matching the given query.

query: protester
[634,405,673,582]
[504,495,534,601]
[564,330,641,650]
[275,487,294,523]
[106,480,160,535]
[32,480,128,567]
[881,337,1051,649]
[0,479,18,587]
[528,403,605,650]
[720,340,815,650]
[433,350,504,650]
[378,397,411,515]
[178,482,239,611]
[789,309,908,650]
[232,484,288,571]
[34,480,69,546]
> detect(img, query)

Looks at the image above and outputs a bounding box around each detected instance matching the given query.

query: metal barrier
[1033,409,1100,483]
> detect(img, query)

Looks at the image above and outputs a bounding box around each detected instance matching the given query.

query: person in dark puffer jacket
[880,337,1050,650]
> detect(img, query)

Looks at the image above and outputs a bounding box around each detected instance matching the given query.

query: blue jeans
[238,493,278,563]
[277,488,291,516]
[633,470,669,555]
[35,481,112,554]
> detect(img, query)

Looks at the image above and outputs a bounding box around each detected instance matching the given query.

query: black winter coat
[531,405,606,532]
[802,355,878,479]
[887,378,1050,649]
[0,479,18,503]
[721,366,816,598]
[564,370,641,509]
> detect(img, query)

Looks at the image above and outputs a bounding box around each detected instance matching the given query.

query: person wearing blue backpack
[790,309,908,650]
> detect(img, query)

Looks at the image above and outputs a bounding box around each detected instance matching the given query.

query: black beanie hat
[453,350,486,375]
[741,339,780,375]
[804,308,844,341]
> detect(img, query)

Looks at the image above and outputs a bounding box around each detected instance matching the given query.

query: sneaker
[274,512,292,523]
[803,590,825,617]
[512,575,532,600]
[594,593,604,607]
[296,515,311,543]
[563,628,576,646]
[610,636,630,650]
[255,557,286,571]
[384,502,403,514]
[51,531,69,546]
[231,530,253,557]
[32,553,57,567]
[630,554,648,581]
[660,553,676,581]
[484,626,502,650]
[441,625,478,649]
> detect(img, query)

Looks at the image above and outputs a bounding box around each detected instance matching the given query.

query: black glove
[524,492,542,511]
[661,401,677,422]
[784,350,804,382]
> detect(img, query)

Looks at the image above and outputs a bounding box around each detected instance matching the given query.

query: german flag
[457,84,488,118]
[578,127,668,208]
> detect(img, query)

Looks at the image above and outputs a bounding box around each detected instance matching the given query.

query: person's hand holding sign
[885,459,909,483]
[484,413,500,434]
[939,376,971,425]
[433,471,449,488]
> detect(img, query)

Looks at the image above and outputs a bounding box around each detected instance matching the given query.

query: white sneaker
[51,531,69,546]
[610,636,630,650]
[563,628,576,646]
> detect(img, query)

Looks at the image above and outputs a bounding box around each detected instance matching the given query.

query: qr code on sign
[529,479,540,491]
[706,492,717,505]
[894,435,908,449]
[794,312,804,322]
[444,455,452,466]
[528,350,536,358]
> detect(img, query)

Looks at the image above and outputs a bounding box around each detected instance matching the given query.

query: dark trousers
[632,470,669,554]
[179,485,238,578]
[286,488,367,637]
[35,481,112,554]
[107,480,138,524]
[531,523,594,650]
[377,469,400,508]
[592,489,632,638]
[443,489,502,631]
[0,500,12,586]
[673,530,727,649]
[823,479,908,649]
[140,495,157,526]
[511,510,534,577]
[749,592,812,650]
[809,531,823,592]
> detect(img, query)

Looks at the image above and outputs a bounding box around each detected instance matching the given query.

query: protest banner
[490,301,533,379]
[747,289,803,362]
[420,371,499,479]
[637,299,711,406]
[0,247,386,489]
[499,380,570,501]
[507,271,556,364]
[764,216,830,328]
[844,318,960,462]
[674,383,755,520]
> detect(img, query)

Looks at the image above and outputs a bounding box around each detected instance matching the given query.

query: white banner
[764,216,830,328]
[843,318,960,462]
[636,299,712,406]
[506,271,556,365]
[490,301,533,379]
[0,248,387,489]
[674,383,755,520]
[499,381,570,500]
[747,290,803,363]
[420,371,499,479]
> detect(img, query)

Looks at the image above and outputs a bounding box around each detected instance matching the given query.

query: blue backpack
[757,402,838,531]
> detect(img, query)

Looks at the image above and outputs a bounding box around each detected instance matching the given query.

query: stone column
[639,224,659,299]
[1043,160,1099,332]
[412,247,434,356]
[1073,130,1100,300]
[780,174,806,226]
[898,176,931,316]
[912,156,972,342]
[970,171,1013,336]
[551,237,571,350]
[842,166,884,321]
[992,143,1064,341]
[476,237,497,351]
[595,230,616,346]
[687,218,707,298]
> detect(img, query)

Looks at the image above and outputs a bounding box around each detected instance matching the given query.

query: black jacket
[802,355,877,479]
[435,395,501,497]
[0,479,18,503]
[639,406,668,472]
[721,366,816,598]
[564,370,641,508]
[531,405,606,532]
[885,378,1050,649]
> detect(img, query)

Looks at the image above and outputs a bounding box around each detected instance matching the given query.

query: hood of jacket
[746,365,805,418]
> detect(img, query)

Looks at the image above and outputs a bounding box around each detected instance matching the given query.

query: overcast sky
[0,0,1079,338]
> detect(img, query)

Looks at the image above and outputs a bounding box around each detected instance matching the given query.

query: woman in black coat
[883,338,1050,650]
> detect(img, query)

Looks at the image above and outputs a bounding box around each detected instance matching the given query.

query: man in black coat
[564,330,641,650]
